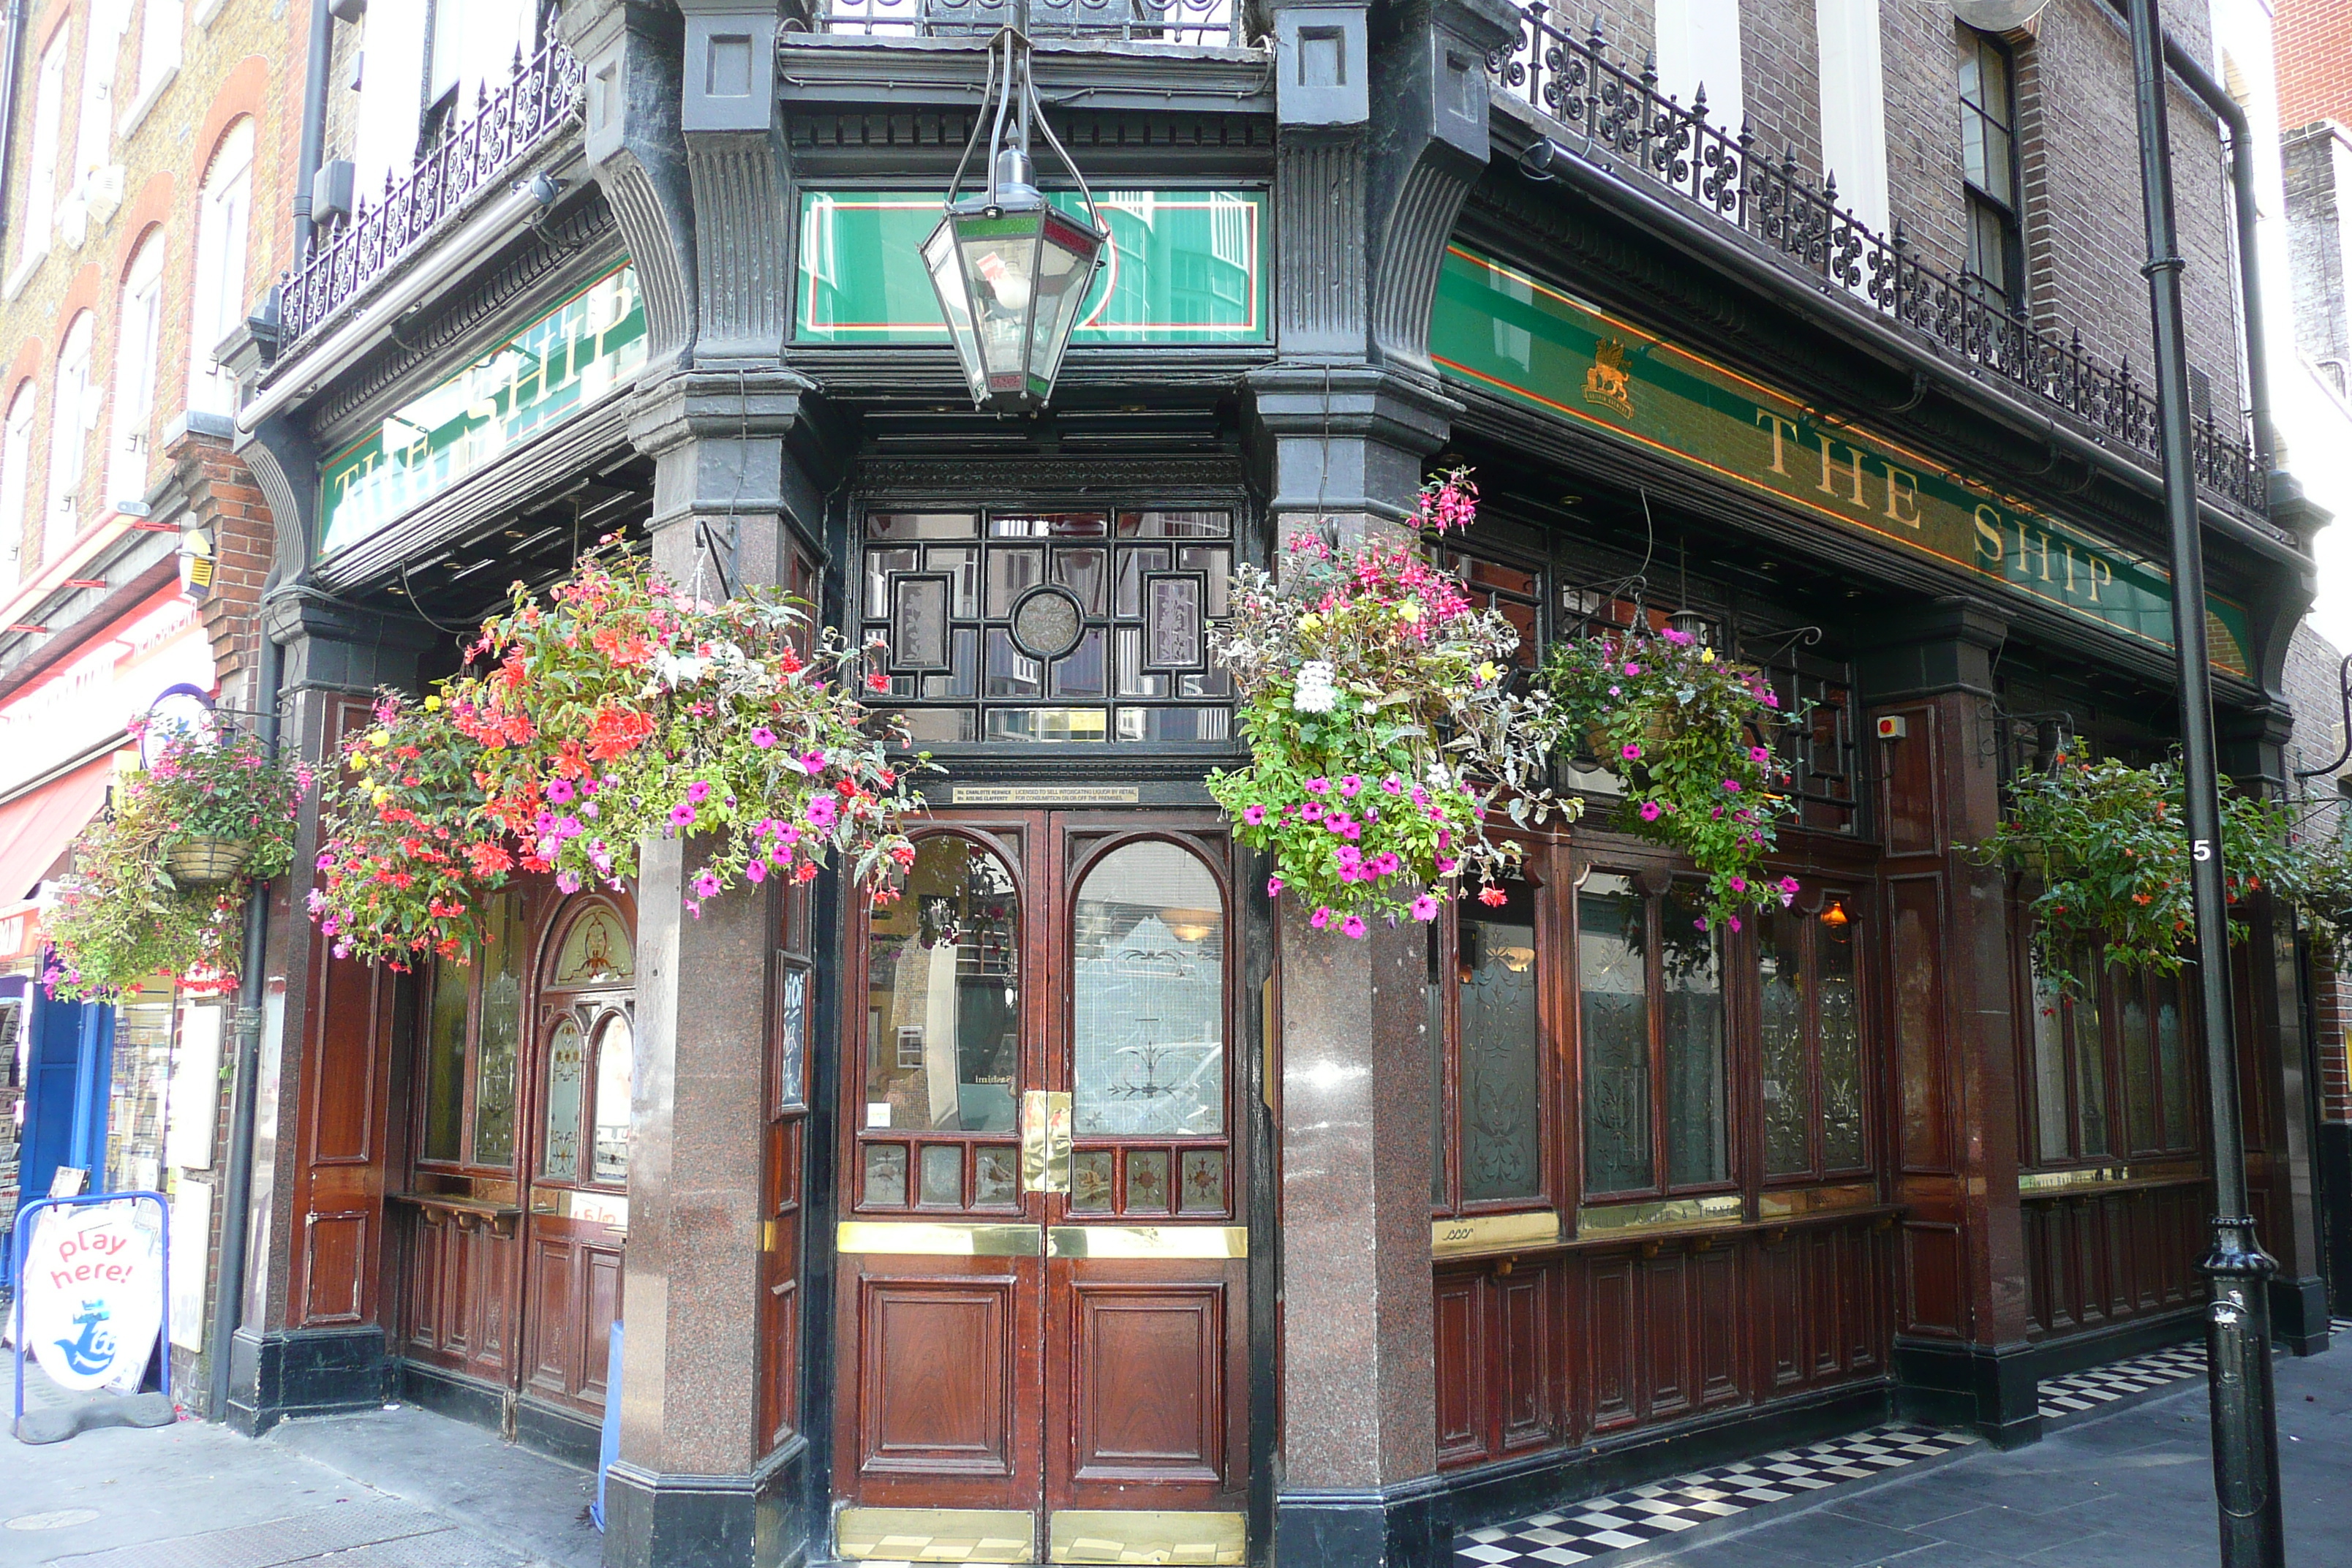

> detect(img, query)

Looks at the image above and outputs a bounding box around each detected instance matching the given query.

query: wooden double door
[833,811,1248,1567]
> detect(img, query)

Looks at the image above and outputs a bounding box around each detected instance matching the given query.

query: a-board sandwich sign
[18,1199,165,1393]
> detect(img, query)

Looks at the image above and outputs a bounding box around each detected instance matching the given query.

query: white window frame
[0,383,36,596]
[72,1,129,188]
[125,0,184,135]
[110,231,167,510]
[186,121,254,418]
[14,30,68,276]
[48,312,97,559]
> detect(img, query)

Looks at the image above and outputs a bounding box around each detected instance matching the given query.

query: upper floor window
[187,120,254,416]
[133,0,184,112]
[16,29,67,269]
[110,230,166,510]
[47,312,95,557]
[862,507,1235,745]
[71,3,127,191]
[1959,30,2024,312]
[0,383,34,594]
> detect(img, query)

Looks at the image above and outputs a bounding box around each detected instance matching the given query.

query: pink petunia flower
[1622,742,1643,761]
[669,802,696,827]
[1411,893,1439,921]
[1339,775,1362,797]
[1341,915,1367,938]
[1639,801,1664,821]
[1243,804,1267,826]
[1267,875,1285,897]
[1310,906,1333,930]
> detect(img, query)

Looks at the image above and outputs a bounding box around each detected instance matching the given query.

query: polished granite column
[601,368,823,1568]
[1272,902,1442,1564]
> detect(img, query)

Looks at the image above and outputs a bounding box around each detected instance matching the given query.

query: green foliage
[45,727,306,1000]
[1543,627,1804,930]
[1978,751,2296,995]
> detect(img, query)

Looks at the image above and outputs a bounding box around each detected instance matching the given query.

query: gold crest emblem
[1584,337,1635,418]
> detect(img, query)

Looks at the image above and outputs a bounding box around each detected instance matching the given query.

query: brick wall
[2284,121,2351,385]
[2282,623,2352,1128]
[2277,0,2352,135]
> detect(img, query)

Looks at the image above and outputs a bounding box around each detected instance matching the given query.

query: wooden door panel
[1434,1273,1484,1465]
[1642,1253,1691,1419]
[405,1216,443,1355]
[1764,1237,1803,1387]
[527,1235,576,1399]
[1070,1284,1224,1482]
[470,1226,514,1380]
[1587,1256,1637,1430]
[581,1244,623,1403]
[1496,1267,1554,1451]
[860,1273,1025,1478]
[1695,1246,1739,1406]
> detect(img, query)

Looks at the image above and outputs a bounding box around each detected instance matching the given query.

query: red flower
[587,704,657,761]
[866,668,891,693]
[465,843,516,878]
[1479,885,1508,906]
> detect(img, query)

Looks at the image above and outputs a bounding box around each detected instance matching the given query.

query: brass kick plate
[1048,1225,1248,1260]
[1576,1193,1744,1238]
[836,1221,1044,1257]
[837,1507,1035,1563]
[1048,1509,1245,1564]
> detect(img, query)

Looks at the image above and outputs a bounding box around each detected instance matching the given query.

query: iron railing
[790,0,1244,47]
[1492,11,2269,516]
[279,39,586,353]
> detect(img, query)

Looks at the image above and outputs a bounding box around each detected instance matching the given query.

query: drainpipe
[206,576,283,1422]
[0,0,30,257]
[2099,0,2280,481]
[291,0,333,265]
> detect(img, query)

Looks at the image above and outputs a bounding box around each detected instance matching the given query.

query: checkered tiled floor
[1453,1425,1977,1567]
[2034,1316,2352,1421]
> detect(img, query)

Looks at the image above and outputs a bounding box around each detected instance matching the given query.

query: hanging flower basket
[165,836,253,885]
[1545,625,1804,931]
[1207,467,1576,935]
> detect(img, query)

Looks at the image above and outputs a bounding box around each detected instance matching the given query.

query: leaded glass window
[863,835,1022,1137]
[862,508,1235,745]
[1071,841,1226,1137]
[2020,945,2206,1167]
[1433,852,1555,1215]
[1578,874,1651,1196]
[1577,872,1731,1199]
[418,886,526,1170]
[1757,894,1870,1183]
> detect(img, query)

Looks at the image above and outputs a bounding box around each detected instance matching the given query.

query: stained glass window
[472,892,525,1166]
[591,1013,633,1185]
[863,509,1235,745]
[1760,908,1810,1177]
[1579,875,1651,1195]
[1819,910,1864,1169]
[542,1016,585,1180]
[1756,896,1868,1182]
[1458,878,1541,1202]
[1662,883,1726,1187]
[421,888,526,1169]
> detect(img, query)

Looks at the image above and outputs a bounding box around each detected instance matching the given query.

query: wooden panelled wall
[1435,1218,1893,1468]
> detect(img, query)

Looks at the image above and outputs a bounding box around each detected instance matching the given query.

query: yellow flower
[372,788,391,806]
[1397,601,1422,622]
[1700,648,1716,664]
[1299,613,1322,633]
[423,695,442,712]
[370,731,391,747]
[1476,661,1499,684]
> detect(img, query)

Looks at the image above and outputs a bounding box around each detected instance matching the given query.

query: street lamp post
[922,0,1109,415]
[2123,2,2287,1563]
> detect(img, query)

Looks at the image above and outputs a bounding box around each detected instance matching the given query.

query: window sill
[3,241,48,302]
[195,0,228,29]
[118,64,177,140]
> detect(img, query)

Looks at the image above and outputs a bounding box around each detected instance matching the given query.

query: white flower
[1294,660,1338,714]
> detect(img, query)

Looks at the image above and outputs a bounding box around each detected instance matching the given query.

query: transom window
[862,508,1235,745]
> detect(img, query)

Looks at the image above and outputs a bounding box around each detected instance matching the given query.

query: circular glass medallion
[1010,585,1086,660]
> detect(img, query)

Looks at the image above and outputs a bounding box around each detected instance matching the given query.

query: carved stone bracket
[627,367,830,587]
[566,1,701,374]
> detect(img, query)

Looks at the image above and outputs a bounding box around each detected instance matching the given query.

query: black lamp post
[2123,2,2286,1563]
[923,1,1109,414]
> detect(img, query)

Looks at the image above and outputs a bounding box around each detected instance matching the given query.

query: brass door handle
[1021,1089,1072,1194]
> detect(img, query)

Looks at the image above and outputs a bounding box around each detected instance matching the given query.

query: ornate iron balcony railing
[1492,10,2269,517]
[279,39,586,353]
[789,0,1244,48]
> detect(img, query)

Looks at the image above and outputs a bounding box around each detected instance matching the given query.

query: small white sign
[166,1004,225,1172]
[20,1199,165,1392]
[168,1182,212,1352]
[866,1102,892,1129]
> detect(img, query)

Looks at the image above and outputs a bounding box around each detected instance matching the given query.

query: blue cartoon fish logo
[56,1300,116,1376]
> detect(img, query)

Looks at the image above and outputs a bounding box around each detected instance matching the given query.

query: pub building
[219,1,2332,1565]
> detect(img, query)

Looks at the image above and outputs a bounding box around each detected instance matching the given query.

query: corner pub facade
[214,1,2333,1565]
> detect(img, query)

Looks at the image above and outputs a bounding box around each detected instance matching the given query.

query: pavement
[0,1332,2341,1568]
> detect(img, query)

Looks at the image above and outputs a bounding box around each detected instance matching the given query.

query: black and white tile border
[2035,1341,2209,1420]
[1453,1425,1977,1567]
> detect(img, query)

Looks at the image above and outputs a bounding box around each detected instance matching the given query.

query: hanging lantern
[921,21,1108,415]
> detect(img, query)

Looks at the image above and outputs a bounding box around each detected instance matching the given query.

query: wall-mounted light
[1820,899,1850,927]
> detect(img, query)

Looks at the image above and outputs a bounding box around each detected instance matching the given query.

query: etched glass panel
[1579,875,1651,1194]
[2156,981,2193,1150]
[975,1145,1019,1207]
[1818,908,1865,1169]
[1071,1150,1115,1212]
[472,891,524,1167]
[541,1014,586,1180]
[919,1145,962,1207]
[890,574,952,671]
[2072,957,2109,1158]
[864,1143,908,1207]
[591,1011,634,1186]
[864,836,1021,1134]
[1055,547,1109,614]
[1072,842,1225,1137]
[2121,973,2157,1155]
[1125,1149,1171,1213]
[1759,907,1810,1177]
[554,905,633,985]
[1429,919,1449,1207]
[1180,1149,1225,1213]
[1460,878,1541,1202]
[1145,574,1205,670]
[2032,960,2072,1163]
[1662,883,1726,1188]
[422,960,469,1164]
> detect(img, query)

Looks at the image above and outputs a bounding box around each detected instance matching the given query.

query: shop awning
[0,756,116,905]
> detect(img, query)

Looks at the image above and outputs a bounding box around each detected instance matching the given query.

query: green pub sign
[320,264,649,557]
[796,189,1267,344]
[1428,246,2253,676]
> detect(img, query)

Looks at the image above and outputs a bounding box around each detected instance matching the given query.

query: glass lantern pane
[923,220,987,403]
[956,213,1047,391]
[1029,210,1104,393]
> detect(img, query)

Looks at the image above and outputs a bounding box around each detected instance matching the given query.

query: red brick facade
[2278,0,2352,135]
